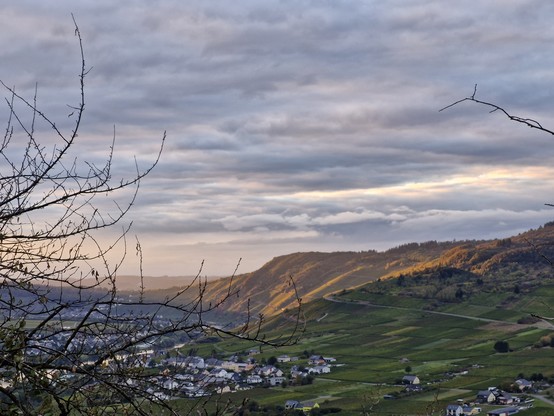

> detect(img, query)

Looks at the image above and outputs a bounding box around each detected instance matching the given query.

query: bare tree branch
[0,18,302,416]
[440,84,554,135]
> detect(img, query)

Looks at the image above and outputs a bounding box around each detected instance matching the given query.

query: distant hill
[142,223,554,318]
[198,242,461,316]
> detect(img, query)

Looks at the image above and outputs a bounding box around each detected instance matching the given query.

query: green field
[187,285,554,415]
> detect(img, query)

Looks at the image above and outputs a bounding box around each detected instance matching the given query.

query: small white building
[269,376,287,386]
[402,375,420,385]
[163,379,179,391]
[311,365,331,374]
[445,404,464,416]
[247,375,263,384]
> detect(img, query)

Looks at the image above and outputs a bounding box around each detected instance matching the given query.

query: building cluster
[1,319,339,406]
[445,384,536,416]
[143,353,336,400]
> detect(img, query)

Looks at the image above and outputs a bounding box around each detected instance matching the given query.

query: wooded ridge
[142,222,554,317]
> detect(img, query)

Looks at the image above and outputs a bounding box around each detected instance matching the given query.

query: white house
[476,390,496,403]
[187,356,205,369]
[311,365,331,374]
[269,376,287,386]
[162,379,179,391]
[216,385,232,394]
[258,365,282,377]
[152,391,170,401]
[247,375,263,384]
[210,368,229,379]
[402,375,420,385]
[445,404,464,416]
[515,378,532,391]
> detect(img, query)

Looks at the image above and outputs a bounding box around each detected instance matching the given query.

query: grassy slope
[197,241,467,316]
[152,225,554,415]
[187,281,554,415]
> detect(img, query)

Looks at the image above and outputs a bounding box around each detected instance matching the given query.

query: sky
[2,1,554,277]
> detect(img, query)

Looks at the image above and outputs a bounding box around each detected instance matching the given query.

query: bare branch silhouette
[440,84,554,136]
[0,18,302,416]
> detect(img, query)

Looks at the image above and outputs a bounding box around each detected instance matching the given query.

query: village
[144,345,543,416]
[2,319,549,416]
[143,352,336,401]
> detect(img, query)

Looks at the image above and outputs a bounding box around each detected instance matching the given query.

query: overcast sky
[3,1,554,277]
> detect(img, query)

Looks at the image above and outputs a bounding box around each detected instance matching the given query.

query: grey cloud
[2,1,554,275]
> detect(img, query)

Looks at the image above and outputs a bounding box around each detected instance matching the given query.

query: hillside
[196,282,554,415]
[143,223,554,318]
[198,242,459,316]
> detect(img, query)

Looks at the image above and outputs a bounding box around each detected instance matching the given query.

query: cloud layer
[2,1,554,276]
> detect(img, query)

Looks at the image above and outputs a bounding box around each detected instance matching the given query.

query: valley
[8,224,554,415]
[177,282,554,415]
[155,224,554,415]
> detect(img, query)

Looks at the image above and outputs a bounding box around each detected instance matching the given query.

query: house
[476,390,496,403]
[174,373,194,382]
[308,365,331,374]
[221,360,252,372]
[274,368,284,377]
[162,379,179,391]
[258,365,282,377]
[486,407,519,416]
[236,383,253,391]
[284,399,319,413]
[285,400,299,410]
[186,387,208,398]
[269,376,287,386]
[405,384,422,392]
[209,368,229,379]
[313,365,331,374]
[227,354,240,362]
[445,404,464,416]
[197,374,219,386]
[215,385,232,394]
[229,373,243,383]
[163,357,188,368]
[152,390,170,401]
[204,357,222,368]
[463,406,481,416]
[308,355,326,365]
[246,375,263,384]
[496,391,514,405]
[186,356,205,369]
[277,355,291,363]
[290,368,307,379]
[298,401,320,413]
[515,378,532,391]
[402,375,420,385]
